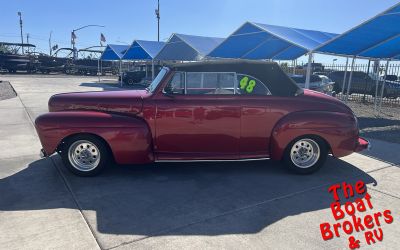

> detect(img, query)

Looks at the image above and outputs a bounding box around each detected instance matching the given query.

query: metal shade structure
[313,2,400,115]
[122,40,165,60]
[208,22,338,60]
[100,44,129,61]
[315,2,400,60]
[155,33,224,61]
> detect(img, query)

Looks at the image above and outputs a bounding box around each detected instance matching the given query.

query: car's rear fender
[270,111,359,160]
[35,111,154,164]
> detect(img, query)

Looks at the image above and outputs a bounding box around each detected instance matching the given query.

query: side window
[186,72,235,95]
[236,74,271,95]
[186,72,202,94]
[164,72,185,94]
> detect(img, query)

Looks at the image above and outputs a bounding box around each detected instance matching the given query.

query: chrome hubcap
[290,139,320,168]
[68,140,100,172]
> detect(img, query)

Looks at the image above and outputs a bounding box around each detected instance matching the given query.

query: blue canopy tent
[100,44,129,84]
[208,22,337,60]
[315,3,400,60]
[100,44,129,60]
[122,40,165,79]
[314,2,400,112]
[123,40,165,60]
[155,33,224,61]
[208,22,337,87]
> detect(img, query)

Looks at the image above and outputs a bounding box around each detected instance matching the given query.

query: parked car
[328,71,400,98]
[121,71,147,85]
[35,60,369,176]
[121,65,162,85]
[385,75,398,82]
[290,74,335,96]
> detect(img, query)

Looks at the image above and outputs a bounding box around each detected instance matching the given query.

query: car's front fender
[270,111,359,160]
[35,111,154,164]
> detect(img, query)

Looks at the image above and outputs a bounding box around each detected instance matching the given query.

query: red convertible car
[35,60,369,176]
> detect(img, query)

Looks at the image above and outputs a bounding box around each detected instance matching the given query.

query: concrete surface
[0,75,399,250]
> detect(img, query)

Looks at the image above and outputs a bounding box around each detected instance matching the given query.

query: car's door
[155,71,241,160]
[235,73,272,159]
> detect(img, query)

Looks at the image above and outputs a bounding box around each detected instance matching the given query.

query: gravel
[347,101,400,144]
[0,81,17,100]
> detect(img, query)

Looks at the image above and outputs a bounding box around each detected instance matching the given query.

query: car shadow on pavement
[0,154,377,241]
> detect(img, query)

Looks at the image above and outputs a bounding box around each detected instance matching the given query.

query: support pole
[378,60,390,115]
[374,60,380,115]
[97,58,100,82]
[342,57,349,96]
[362,60,371,102]
[119,59,122,87]
[304,53,313,89]
[292,60,296,75]
[151,59,155,80]
[345,57,356,102]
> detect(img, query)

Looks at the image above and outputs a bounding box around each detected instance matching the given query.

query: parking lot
[0,75,399,249]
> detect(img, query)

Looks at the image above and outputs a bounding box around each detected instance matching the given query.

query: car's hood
[48,90,151,115]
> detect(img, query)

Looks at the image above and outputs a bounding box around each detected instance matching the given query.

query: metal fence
[280,62,400,110]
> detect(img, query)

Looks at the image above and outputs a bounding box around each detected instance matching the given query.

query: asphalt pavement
[0,75,399,250]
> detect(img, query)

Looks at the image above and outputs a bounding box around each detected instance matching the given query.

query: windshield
[147,67,169,93]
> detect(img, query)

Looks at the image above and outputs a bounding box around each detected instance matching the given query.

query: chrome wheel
[290,139,320,169]
[68,140,101,172]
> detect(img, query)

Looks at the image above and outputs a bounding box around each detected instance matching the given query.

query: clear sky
[1,0,399,63]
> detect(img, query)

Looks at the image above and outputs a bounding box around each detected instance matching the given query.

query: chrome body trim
[155,157,270,163]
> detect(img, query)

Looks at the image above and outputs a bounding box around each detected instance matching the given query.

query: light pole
[71,24,105,59]
[155,0,160,42]
[26,33,30,53]
[49,31,53,56]
[17,12,24,53]
[332,58,337,68]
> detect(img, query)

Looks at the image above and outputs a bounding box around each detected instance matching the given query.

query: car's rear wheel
[60,135,109,176]
[283,136,327,174]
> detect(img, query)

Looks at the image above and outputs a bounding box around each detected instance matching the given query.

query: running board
[155,157,270,163]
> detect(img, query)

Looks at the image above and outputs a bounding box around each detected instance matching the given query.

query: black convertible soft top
[171,60,302,96]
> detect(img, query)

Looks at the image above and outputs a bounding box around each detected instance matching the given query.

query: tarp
[100,44,129,60]
[315,3,400,60]
[122,40,165,60]
[208,22,337,60]
[155,33,224,61]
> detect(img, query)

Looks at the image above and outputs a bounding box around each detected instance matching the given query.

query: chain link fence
[281,62,400,107]
[281,61,400,143]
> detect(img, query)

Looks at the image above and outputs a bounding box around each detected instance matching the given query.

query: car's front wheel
[283,136,327,174]
[60,135,109,176]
